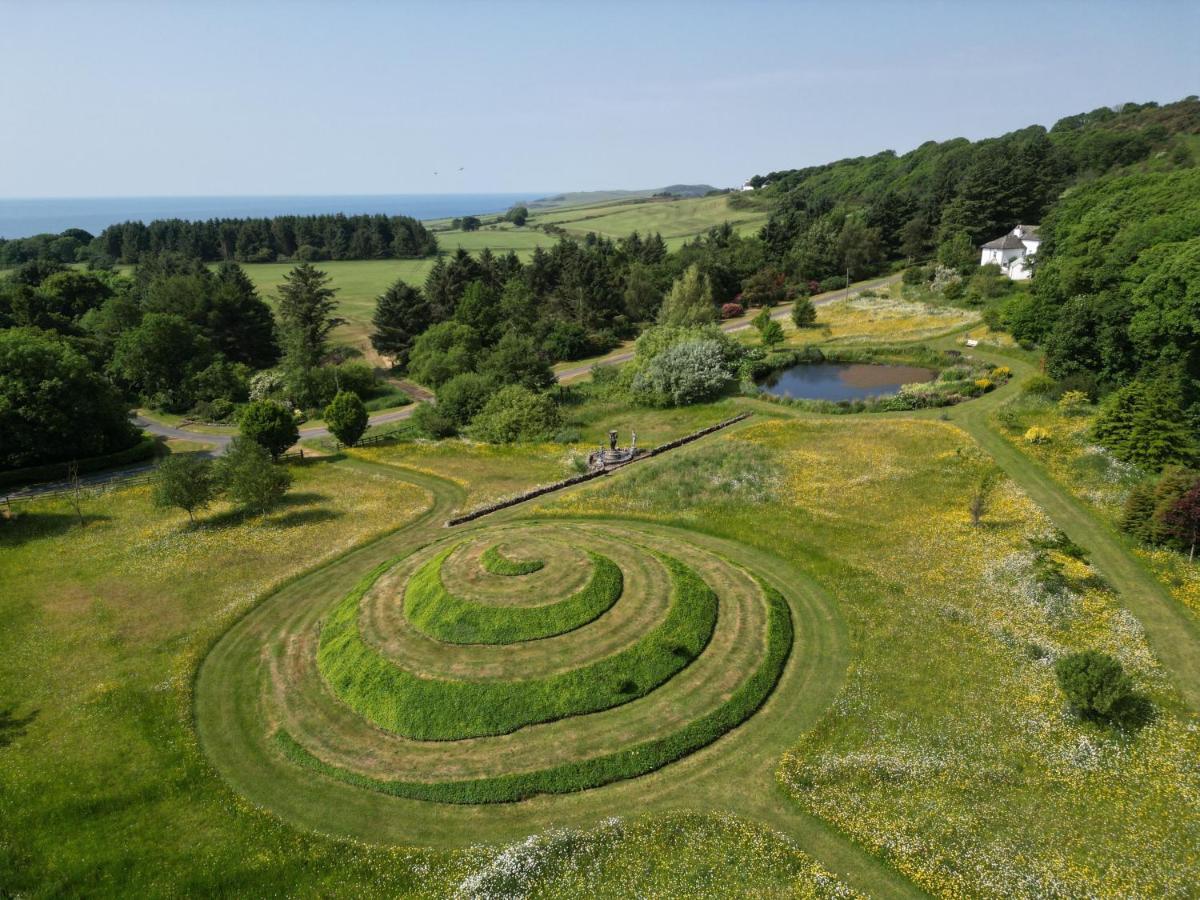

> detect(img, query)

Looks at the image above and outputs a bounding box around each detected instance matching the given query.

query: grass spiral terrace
[194,466,852,856]
[405,544,622,644]
[481,543,546,575]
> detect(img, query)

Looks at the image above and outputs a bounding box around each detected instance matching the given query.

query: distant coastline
[0,193,553,240]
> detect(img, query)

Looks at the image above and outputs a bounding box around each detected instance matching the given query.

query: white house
[980,224,1040,280]
[740,180,756,192]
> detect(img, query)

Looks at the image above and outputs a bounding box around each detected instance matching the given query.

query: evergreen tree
[369,280,430,368]
[276,264,342,407]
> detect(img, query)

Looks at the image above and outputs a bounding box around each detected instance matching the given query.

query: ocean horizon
[0,193,554,240]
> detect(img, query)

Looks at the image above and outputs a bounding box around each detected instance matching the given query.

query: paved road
[554,273,902,382]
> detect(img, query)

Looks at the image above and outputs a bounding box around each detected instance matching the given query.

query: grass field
[5,328,1200,895]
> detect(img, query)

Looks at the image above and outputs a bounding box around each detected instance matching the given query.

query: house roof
[1015,224,1040,236]
[982,234,1027,250]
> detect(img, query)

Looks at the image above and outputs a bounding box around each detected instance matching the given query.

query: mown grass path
[194,451,928,899]
[944,353,1200,713]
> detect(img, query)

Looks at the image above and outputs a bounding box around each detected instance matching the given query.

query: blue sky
[2,0,1196,197]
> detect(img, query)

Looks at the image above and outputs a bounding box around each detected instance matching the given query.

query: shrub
[631,339,734,407]
[435,372,495,427]
[818,274,848,292]
[323,391,368,447]
[468,385,562,443]
[1022,374,1056,396]
[975,378,994,392]
[1024,426,1051,444]
[1055,650,1139,725]
[238,400,299,459]
[720,302,744,319]
[1058,390,1091,415]
[411,402,458,439]
[791,297,817,328]
[991,366,1012,380]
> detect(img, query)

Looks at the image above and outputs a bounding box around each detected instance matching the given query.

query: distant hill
[529,184,717,209]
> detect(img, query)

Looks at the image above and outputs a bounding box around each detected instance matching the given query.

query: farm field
[232,192,765,357]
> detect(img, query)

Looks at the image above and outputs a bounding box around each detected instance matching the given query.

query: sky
[1,0,1197,198]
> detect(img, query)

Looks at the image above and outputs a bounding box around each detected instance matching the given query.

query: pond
[756,362,937,402]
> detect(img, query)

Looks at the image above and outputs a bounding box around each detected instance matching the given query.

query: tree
[406,322,481,388]
[412,401,459,439]
[468,385,562,443]
[323,391,368,447]
[504,205,529,226]
[759,318,785,348]
[369,280,430,368]
[1161,482,1200,561]
[216,437,292,516]
[836,215,883,280]
[937,230,978,275]
[0,328,138,470]
[1120,480,1158,541]
[1093,375,1198,469]
[622,261,662,322]
[1055,650,1138,725]
[658,264,715,326]
[276,264,343,407]
[238,400,298,459]
[209,262,280,368]
[791,296,817,328]
[108,312,211,410]
[741,267,789,308]
[479,331,554,390]
[153,454,217,523]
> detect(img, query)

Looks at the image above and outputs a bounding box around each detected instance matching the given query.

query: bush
[1024,426,1051,444]
[468,385,562,443]
[1022,374,1056,396]
[720,302,744,319]
[791,296,817,328]
[818,274,848,292]
[411,402,458,439]
[435,372,495,427]
[238,400,299,459]
[1058,390,1090,415]
[1055,650,1139,725]
[631,339,734,407]
[323,391,368,447]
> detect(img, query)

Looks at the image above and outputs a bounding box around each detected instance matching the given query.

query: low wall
[445,413,750,527]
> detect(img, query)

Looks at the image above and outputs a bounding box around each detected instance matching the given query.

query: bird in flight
[458,166,464,171]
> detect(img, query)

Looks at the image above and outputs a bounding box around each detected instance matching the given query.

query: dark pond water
[757,362,936,401]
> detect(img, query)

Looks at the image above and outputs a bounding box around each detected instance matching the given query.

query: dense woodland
[0,212,439,267]
[1,96,1198,474]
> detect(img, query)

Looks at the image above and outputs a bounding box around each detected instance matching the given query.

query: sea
[0,193,551,240]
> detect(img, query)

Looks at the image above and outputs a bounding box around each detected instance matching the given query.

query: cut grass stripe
[279,579,791,803]
[317,549,716,740]
[481,544,545,576]
[407,546,622,644]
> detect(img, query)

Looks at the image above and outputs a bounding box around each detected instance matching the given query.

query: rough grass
[405,546,621,644]
[317,550,717,739]
[481,543,545,575]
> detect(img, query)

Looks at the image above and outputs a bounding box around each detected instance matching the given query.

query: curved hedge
[317,551,715,740]
[406,546,621,644]
[277,580,792,803]
[481,544,545,576]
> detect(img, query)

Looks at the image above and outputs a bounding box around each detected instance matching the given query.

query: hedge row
[316,550,715,740]
[407,546,622,644]
[481,544,545,576]
[444,413,751,526]
[0,435,159,489]
[276,578,792,804]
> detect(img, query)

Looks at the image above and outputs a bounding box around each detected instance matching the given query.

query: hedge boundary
[275,578,792,804]
[407,546,622,644]
[444,413,751,526]
[0,435,158,489]
[316,549,715,740]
